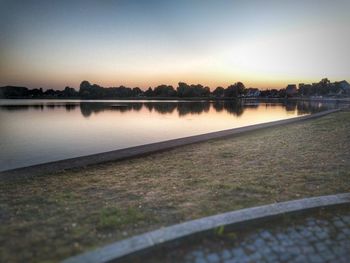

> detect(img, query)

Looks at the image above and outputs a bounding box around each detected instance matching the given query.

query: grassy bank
[1,111,350,262]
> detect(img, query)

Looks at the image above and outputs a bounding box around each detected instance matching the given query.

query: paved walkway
[124,206,350,263]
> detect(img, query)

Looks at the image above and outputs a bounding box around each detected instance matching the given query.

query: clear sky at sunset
[0,0,349,90]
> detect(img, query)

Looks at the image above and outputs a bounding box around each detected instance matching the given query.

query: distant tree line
[0,86,79,99]
[298,78,349,97]
[0,78,348,99]
[261,78,350,98]
[79,81,215,98]
[0,81,247,99]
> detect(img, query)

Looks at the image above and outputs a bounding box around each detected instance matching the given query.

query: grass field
[1,111,350,262]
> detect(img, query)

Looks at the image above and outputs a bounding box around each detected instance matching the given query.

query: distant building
[286,84,297,97]
[246,88,261,97]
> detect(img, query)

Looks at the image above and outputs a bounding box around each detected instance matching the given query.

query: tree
[0,86,29,98]
[224,82,246,97]
[79,81,91,97]
[64,86,78,97]
[177,82,210,97]
[132,87,143,97]
[144,87,154,97]
[177,82,190,97]
[212,86,225,97]
[31,88,44,96]
[318,78,331,95]
[153,85,176,97]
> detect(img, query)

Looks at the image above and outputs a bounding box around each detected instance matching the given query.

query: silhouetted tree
[2,77,346,99]
[79,81,92,97]
[278,88,287,98]
[212,86,225,97]
[31,88,44,97]
[64,86,78,97]
[176,82,210,97]
[144,87,154,97]
[0,86,29,98]
[224,82,245,97]
[153,85,176,97]
[132,87,143,97]
[44,89,56,96]
[177,82,191,97]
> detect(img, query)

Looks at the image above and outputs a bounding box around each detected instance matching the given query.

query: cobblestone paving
[124,207,350,263]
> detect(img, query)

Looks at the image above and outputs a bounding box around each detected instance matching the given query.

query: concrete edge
[63,193,350,263]
[0,109,340,179]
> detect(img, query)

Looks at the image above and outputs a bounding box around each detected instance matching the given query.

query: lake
[0,99,333,171]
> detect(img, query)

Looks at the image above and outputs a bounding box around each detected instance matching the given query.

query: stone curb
[0,109,340,179]
[63,193,350,263]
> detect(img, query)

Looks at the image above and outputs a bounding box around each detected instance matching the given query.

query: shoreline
[0,108,340,179]
[0,97,350,102]
[1,96,350,102]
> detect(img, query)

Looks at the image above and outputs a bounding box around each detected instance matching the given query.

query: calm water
[0,99,333,171]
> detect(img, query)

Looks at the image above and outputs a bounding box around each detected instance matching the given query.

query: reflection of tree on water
[80,103,105,117]
[177,102,210,116]
[77,100,335,117]
[64,104,77,111]
[285,100,297,112]
[295,100,332,115]
[79,101,244,117]
[0,104,77,111]
[212,101,224,112]
[144,103,177,114]
[131,103,143,111]
[0,105,45,111]
[143,103,154,112]
[0,100,336,118]
[224,101,245,116]
[212,101,245,116]
[80,103,144,117]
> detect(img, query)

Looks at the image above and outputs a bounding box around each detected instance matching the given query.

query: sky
[0,0,349,90]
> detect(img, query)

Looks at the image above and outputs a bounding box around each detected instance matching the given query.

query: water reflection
[0,100,333,117]
[0,99,338,171]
